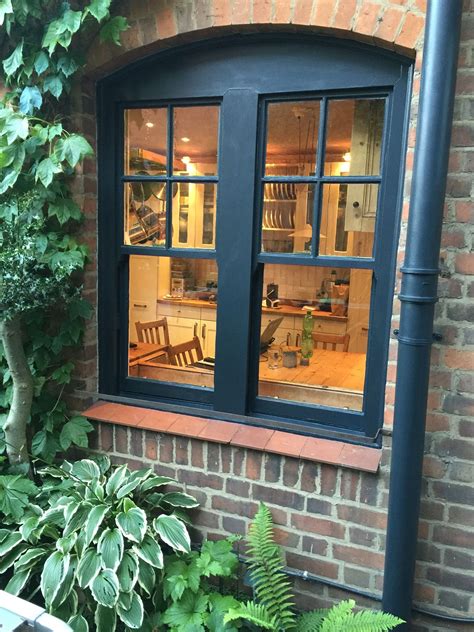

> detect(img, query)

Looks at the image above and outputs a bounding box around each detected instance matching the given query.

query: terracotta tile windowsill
[84,401,382,473]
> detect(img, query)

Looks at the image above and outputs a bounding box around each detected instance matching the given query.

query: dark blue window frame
[98,35,412,442]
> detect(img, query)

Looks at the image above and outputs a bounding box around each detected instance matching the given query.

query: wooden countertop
[157,298,347,321]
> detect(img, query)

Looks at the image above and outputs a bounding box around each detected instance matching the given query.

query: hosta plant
[225,503,404,632]
[0,456,199,631]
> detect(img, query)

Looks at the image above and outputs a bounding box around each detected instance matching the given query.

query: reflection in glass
[124,108,167,175]
[265,101,320,176]
[257,264,372,411]
[128,255,218,388]
[319,183,379,257]
[124,182,167,247]
[261,183,314,254]
[172,183,217,249]
[173,106,219,175]
[324,98,385,175]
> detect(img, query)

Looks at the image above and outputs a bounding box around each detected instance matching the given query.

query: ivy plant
[0,456,199,631]
[0,1,128,471]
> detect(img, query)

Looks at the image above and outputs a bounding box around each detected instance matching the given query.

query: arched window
[98,35,411,440]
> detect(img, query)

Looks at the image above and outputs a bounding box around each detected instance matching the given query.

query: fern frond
[319,600,404,632]
[224,601,279,630]
[296,609,327,631]
[246,503,297,630]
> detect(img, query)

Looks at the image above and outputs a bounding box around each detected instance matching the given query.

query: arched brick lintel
[85,0,424,80]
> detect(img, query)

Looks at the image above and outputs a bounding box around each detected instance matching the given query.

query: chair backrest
[135,318,170,345]
[312,332,350,352]
[168,336,203,367]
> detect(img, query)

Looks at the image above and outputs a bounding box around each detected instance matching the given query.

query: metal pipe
[382,0,463,627]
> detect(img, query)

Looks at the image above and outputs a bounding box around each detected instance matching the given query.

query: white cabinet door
[261,315,295,346]
[200,319,217,358]
[167,320,199,347]
[129,255,159,342]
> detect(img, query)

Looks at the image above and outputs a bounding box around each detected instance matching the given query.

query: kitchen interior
[125,98,384,411]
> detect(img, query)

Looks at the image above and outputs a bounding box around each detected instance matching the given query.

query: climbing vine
[0,1,128,471]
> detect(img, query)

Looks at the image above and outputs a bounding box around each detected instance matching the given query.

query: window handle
[201,323,206,339]
[194,322,198,337]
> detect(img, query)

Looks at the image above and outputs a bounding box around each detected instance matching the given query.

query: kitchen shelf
[262,227,293,232]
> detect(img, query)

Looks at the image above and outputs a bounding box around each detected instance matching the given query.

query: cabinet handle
[286,332,291,346]
[133,302,147,308]
[295,333,300,346]
[202,323,206,339]
[193,322,198,337]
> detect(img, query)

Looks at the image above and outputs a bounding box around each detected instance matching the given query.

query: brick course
[66,0,473,628]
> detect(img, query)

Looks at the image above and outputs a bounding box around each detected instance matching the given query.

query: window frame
[97,35,412,441]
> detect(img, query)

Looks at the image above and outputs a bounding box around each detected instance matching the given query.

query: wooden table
[129,342,168,367]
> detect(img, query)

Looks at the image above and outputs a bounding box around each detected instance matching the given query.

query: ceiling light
[181,137,190,143]
[145,122,154,128]
[343,152,351,162]
[181,155,191,164]
[339,162,350,174]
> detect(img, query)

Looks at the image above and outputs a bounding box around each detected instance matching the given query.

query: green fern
[246,503,297,630]
[317,600,404,632]
[224,601,279,630]
[296,609,327,631]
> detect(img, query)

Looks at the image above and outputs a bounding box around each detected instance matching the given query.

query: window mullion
[213,88,259,415]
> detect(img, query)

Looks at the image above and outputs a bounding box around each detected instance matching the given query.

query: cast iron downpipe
[382,0,463,627]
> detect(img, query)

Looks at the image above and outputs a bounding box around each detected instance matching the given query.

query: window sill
[84,401,382,473]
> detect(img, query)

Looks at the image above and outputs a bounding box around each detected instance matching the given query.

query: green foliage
[228,504,404,632]
[161,538,241,631]
[0,0,128,466]
[0,457,198,630]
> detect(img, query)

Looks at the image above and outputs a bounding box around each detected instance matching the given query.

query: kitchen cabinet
[156,302,217,357]
[261,312,346,347]
[129,256,159,342]
[172,174,216,249]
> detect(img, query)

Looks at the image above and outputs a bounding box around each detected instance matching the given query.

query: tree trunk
[0,315,33,470]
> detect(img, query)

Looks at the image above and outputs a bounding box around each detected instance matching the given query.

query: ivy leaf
[55,134,93,167]
[19,86,42,115]
[34,50,49,74]
[42,21,66,54]
[59,416,93,451]
[57,55,79,77]
[0,475,37,521]
[63,9,82,34]
[48,198,82,224]
[0,1,13,26]
[0,168,20,194]
[44,74,64,99]
[100,16,129,46]
[4,115,29,143]
[3,39,23,76]
[87,0,112,22]
[36,157,62,187]
[69,297,93,320]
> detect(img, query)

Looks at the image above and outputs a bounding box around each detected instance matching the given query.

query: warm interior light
[339,162,350,174]
[145,122,154,128]
[181,137,190,143]
[181,155,191,164]
[343,151,351,162]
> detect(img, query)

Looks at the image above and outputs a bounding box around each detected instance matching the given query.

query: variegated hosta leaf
[14,547,46,571]
[139,475,175,493]
[153,514,191,553]
[71,459,101,482]
[20,516,40,542]
[0,543,27,573]
[40,551,70,607]
[116,507,147,543]
[5,568,31,596]
[0,532,22,556]
[137,559,155,596]
[160,492,199,508]
[98,528,124,571]
[132,535,163,569]
[91,569,120,607]
[67,613,89,632]
[117,591,144,629]
[77,548,101,589]
[117,550,139,593]
[51,554,77,609]
[105,464,129,497]
[63,503,93,537]
[116,469,152,499]
[56,532,77,554]
[95,604,117,632]
[84,504,109,548]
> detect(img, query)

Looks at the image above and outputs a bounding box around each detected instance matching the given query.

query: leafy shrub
[225,503,404,632]
[0,456,198,631]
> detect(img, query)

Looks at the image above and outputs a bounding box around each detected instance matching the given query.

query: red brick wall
[68,1,473,628]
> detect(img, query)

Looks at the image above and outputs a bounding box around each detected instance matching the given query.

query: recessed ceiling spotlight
[343,152,351,162]
[145,122,154,128]
[182,155,191,164]
[181,137,190,143]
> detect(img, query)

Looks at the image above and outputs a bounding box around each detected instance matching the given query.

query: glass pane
[265,101,320,176]
[319,183,379,257]
[257,264,372,411]
[128,255,218,388]
[172,183,217,249]
[125,108,167,175]
[324,98,385,176]
[261,183,314,254]
[173,106,219,175]
[124,182,167,247]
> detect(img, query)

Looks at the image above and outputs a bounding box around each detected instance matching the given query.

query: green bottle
[300,309,314,365]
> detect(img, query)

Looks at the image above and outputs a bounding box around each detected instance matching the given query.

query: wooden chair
[135,318,170,346]
[312,332,350,352]
[167,336,203,367]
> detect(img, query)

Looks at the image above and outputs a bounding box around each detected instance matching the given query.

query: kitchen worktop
[157,297,347,321]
